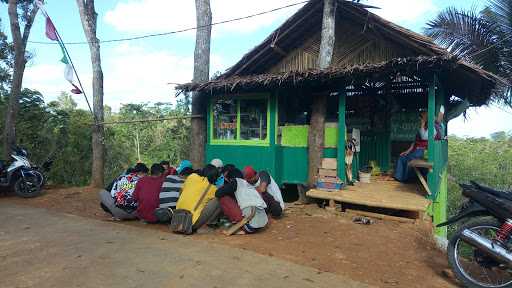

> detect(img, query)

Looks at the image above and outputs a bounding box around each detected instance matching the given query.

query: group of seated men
[99,158,284,235]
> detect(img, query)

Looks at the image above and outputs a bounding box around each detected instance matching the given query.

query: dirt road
[0,203,371,288]
[1,187,458,287]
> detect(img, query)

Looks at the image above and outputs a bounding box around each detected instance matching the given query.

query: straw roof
[177,0,507,106]
[179,56,507,105]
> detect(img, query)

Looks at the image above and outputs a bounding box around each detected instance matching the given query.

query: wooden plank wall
[268,20,415,74]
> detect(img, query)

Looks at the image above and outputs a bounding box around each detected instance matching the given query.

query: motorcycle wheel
[448,217,512,288]
[14,174,42,198]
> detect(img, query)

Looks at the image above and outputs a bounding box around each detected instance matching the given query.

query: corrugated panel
[276,146,309,184]
[359,131,391,172]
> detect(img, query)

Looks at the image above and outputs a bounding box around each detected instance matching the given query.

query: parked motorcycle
[438,181,512,288]
[0,146,47,198]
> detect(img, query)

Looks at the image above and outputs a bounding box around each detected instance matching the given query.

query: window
[240,98,267,140]
[211,96,269,144]
[212,99,237,140]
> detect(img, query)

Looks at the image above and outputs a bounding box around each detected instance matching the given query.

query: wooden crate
[316,181,343,191]
[321,158,337,170]
[319,168,337,177]
[318,175,342,183]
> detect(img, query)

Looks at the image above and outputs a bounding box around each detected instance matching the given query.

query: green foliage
[425,0,512,106]
[0,88,191,186]
[447,133,512,235]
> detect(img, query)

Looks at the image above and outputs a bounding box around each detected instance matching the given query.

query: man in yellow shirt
[176,164,221,231]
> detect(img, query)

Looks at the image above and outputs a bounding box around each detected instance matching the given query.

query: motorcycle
[0,146,48,198]
[438,181,512,288]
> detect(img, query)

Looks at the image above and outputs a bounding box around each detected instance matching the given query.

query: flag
[37,1,83,96]
[45,17,58,41]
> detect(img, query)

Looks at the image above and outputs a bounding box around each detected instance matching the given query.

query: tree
[0,18,14,99]
[2,0,39,159]
[190,0,212,168]
[425,0,512,106]
[307,0,336,188]
[76,0,105,187]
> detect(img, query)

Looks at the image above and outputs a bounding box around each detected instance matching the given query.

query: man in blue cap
[176,160,193,174]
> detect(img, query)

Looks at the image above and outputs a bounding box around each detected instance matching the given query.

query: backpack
[170,183,212,235]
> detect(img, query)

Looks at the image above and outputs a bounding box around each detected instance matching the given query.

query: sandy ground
[0,187,459,288]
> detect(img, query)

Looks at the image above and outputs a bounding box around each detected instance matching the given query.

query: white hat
[210,158,224,168]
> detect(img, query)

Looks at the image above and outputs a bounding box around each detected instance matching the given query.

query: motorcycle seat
[471,181,512,201]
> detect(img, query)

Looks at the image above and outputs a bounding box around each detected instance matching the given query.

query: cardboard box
[319,168,338,177]
[316,181,343,191]
[321,158,337,170]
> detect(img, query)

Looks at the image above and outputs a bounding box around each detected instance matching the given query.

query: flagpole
[54,30,98,125]
[36,1,98,125]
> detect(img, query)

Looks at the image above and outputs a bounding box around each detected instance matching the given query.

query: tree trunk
[3,0,38,159]
[77,0,105,188]
[308,0,336,187]
[318,0,336,69]
[3,51,25,159]
[308,93,327,186]
[190,0,212,169]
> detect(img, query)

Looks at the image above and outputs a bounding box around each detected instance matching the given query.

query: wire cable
[28,1,309,45]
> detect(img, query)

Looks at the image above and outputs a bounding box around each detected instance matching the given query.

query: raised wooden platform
[307,178,431,220]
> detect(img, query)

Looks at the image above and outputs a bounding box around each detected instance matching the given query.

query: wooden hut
[177,0,505,239]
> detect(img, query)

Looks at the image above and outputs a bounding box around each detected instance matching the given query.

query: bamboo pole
[96,114,203,126]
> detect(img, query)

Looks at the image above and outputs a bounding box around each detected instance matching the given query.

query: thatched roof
[178,56,506,106]
[220,0,447,78]
[177,0,507,105]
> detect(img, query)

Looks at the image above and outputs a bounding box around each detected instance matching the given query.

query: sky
[0,0,511,138]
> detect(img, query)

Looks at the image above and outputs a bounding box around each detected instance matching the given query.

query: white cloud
[101,43,224,110]
[23,63,92,109]
[364,0,437,24]
[104,0,304,36]
[449,105,512,138]
[23,44,225,112]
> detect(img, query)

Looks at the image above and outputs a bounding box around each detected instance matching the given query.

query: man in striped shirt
[158,167,194,209]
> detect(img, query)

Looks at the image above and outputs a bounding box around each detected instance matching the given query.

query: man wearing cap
[176,160,193,174]
[210,158,225,187]
[243,166,284,218]
[215,168,268,234]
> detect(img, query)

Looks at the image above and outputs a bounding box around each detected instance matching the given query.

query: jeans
[394,149,425,182]
[99,190,137,220]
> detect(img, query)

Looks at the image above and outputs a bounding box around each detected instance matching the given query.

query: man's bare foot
[383,175,395,181]
[222,228,246,236]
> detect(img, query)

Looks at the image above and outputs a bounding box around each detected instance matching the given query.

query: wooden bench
[408,159,433,196]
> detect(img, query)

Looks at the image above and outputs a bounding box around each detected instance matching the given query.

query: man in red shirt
[133,163,168,223]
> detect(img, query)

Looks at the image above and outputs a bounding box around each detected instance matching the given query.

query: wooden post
[337,89,346,182]
[76,0,106,188]
[318,0,337,69]
[433,82,448,238]
[191,0,212,168]
[427,75,436,194]
[308,0,336,187]
[308,94,327,186]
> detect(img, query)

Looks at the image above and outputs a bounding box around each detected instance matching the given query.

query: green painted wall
[323,148,337,158]
[206,144,278,177]
[281,125,308,147]
[276,146,308,184]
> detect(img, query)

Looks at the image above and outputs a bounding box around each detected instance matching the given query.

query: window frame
[209,94,270,146]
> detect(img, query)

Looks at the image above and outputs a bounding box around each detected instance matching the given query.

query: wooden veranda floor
[307,178,431,219]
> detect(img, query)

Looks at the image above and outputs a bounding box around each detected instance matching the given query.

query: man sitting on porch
[243,166,284,218]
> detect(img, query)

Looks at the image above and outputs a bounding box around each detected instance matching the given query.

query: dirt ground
[1,187,458,288]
